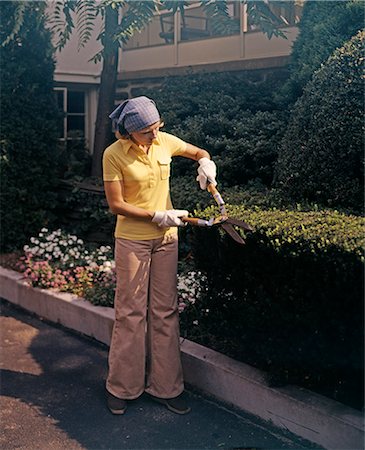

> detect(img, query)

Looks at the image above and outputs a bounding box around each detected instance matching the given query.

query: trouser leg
[145,233,184,398]
[106,238,151,399]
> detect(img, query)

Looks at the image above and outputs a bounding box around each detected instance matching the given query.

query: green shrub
[0,2,60,251]
[214,111,286,186]
[170,176,282,213]
[54,179,115,245]
[278,0,365,105]
[276,31,364,213]
[57,138,92,180]
[143,71,288,187]
[190,204,364,408]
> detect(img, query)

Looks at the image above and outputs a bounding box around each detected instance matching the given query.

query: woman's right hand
[152,210,189,227]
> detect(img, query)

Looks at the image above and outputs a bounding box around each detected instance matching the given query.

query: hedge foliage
[0,2,60,251]
[142,71,288,187]
[278,0,365,104]
[275,31,364,214]
[54,180,114,245]
[190,204,364,408]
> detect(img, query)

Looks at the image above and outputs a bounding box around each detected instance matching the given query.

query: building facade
[53,1,302,152]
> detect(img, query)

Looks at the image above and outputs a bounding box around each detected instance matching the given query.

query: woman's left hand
[196,157,217,190]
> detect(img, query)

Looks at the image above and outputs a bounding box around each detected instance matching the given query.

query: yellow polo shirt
[103,131,187,240]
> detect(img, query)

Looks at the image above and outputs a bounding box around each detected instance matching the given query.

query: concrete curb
[1,267,363,450]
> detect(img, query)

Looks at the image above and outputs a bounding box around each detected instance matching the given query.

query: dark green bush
[278,0,365,105]
[189,204,364,409]
[0,2,60,251]
[54,179,114,245]
[214,111,286,187]
[143,71,289,187]
[170,175,282,213]
[57,138,92,180]
[275,31,364,214]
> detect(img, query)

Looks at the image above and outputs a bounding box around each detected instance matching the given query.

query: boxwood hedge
[189,205,364,408]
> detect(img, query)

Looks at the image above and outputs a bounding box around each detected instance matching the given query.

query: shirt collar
[118,132,161,153]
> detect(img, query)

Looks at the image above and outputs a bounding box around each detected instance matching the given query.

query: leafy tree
[275,31,364,213]
[278,0,365,105]
[0,2,60,250]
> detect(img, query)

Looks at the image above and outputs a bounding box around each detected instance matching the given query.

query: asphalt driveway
[0,299,320,450]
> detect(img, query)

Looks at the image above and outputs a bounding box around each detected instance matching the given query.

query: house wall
[119,27,298,74]
[49,3,103,152]
[50,1,299,153]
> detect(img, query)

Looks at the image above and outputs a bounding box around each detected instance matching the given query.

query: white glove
[196,157,217,190]
[152,209,189,227]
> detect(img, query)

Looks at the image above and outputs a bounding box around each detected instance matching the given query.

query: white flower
[41,228,48,233]
[193,320,199,325]
[77,239,83,245]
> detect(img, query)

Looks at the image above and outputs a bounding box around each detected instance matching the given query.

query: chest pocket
[157,156,171,180]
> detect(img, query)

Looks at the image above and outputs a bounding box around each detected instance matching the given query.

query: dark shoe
[106,390,127,415]
[150,393,191,415]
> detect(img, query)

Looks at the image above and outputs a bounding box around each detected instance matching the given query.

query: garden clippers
[182,183,253,245]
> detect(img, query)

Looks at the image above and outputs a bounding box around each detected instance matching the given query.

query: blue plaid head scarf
[109,96,161,134]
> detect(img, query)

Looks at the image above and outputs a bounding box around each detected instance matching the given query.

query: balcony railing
[123,2,302,50]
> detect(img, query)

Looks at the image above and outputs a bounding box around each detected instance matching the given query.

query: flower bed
[18,228,208,328]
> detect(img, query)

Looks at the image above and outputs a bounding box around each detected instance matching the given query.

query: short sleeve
[159,132,187,157]
[103,148,123,182]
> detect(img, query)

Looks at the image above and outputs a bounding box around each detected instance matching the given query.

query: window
[55,88,86,140]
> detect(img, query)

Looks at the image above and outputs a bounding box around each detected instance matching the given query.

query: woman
[103,96,216,415]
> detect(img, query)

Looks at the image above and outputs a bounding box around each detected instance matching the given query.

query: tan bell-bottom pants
[106,233,184,400]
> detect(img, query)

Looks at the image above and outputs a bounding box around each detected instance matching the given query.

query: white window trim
[54,87,87,141]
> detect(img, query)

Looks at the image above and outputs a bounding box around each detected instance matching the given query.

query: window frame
[54,87,86,141]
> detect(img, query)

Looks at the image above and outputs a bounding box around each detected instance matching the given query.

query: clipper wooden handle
[207,183,218,196]
[182,217,211,227]
[182,217,200,226]
[207,183,227,215]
